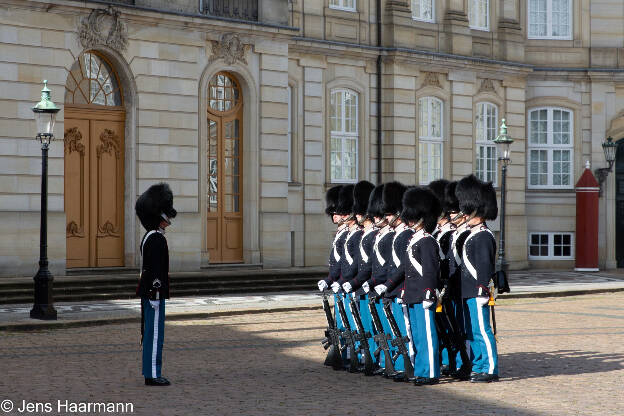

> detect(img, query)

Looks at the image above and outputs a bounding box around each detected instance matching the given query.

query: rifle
[435,285,470,375]
[321,290,344,370]
[348,293,375,376]
[368,295,396,377]
[381,298,414,381]
[488,280,497,339]
[335,293,360,373]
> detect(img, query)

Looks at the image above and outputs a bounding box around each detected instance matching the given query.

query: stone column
[441,0,472,55]
[257,40,291,267]
[502,75,529,270]
[497,0,524,62]
[449,70,476,179]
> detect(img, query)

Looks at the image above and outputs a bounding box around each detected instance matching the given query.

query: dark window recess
[202,0,259,21]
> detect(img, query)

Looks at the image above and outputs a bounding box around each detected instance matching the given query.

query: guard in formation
[135,183,177,386]
[318,175,506,384]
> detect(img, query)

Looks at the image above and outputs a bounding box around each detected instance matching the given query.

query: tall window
[330,89,359,183]
[412,0,434,22]
[528,0,572,39]
[329,0,356,11]
[475,102,498,184]
[468,0,489,30]
[288,85,293,182]
[528,107,573,189]
[418,97,443,184]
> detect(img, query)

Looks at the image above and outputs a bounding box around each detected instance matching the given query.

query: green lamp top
[494,118,513,144]
[32,80,60,113]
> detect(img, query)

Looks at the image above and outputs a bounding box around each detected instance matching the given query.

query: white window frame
[412,0,435,23]
[418,96,444,185]
[468,0,490,31]
[475,102,498,186]
[287,85,293,182]
[528,232,574,260]
[330,88,359,184]
[329,0,356,12]
[528,106,574,189]
[528,0,573,40]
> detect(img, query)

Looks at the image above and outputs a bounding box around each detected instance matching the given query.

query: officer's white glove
[331,282,341,293]
[362,281,370,293]
[476,296,489,307]
[374,284,388,295]
[422,300,434,310]
[342,282,352,293]
[149,300,160,309]
[396,297,403,304]
[317,280,328,292]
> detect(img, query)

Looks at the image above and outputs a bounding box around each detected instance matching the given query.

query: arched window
[64,52,122,106]
[330,89,359,183]
[475,102,498,184]
[418,96,443,184]
[528,107,573,189]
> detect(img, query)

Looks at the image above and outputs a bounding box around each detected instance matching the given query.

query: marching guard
[456,175,499,382]
[135,183,177,386]
[401,186,442,385]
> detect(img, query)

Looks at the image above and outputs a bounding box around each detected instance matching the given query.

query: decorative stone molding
[78,6,128,52]
[66,221,85,238]
[98,220,121,237]
[479,79,496,93]
[209,33,250,65]
[422,72,442,88]
[385,0,411,13]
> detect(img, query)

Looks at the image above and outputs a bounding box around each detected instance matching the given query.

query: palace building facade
[1,0,624,276]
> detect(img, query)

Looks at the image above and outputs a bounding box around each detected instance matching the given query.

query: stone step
[0,267,326,304]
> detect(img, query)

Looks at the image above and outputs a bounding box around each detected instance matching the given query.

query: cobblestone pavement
[1,293,623,416]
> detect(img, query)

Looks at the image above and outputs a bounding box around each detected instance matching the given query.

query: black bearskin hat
[325,185,342,216]
[400,186,442,234]
[367,184,385,219]
[353,181,375,216]
[135,183,177,231]
[443,181,460,216]
[456,175,483,216]
[382,181,407,215]
[479,182,498,220]
[336,184,355,215]
[428,179,449,206]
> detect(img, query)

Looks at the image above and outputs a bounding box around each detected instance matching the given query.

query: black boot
[413,377,439,386]
[470,373,499,383]
[145,377,171,386]
[440,365,451,376]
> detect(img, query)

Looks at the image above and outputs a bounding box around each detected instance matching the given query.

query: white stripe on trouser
[402,304,414,364]
[476,303,495,374]
[152,302,160,379]
[424,308,434,378]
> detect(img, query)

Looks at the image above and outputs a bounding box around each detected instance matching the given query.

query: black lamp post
[493,119,514,273]
[594,136,617,197]
[30,80,60,320]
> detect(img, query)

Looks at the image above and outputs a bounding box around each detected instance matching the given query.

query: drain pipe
[376,0,382,184]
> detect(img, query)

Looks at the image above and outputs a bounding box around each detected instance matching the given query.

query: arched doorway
[206,72,244,263]
[616,138,624,267]
[64,51,125,268]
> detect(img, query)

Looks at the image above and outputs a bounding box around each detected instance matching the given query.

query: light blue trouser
[408,303,440,379]
[389,298,410,372]
[142,297,165,379]
[358,294,378,365]
[465,298,498,375]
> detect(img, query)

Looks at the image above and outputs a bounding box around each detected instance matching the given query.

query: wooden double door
[64,106,125,268]
[206,72,244,263]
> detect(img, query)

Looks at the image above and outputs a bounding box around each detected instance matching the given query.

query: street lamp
[493,119,514,273]
[30,80,60,320]
[594,136,617,197]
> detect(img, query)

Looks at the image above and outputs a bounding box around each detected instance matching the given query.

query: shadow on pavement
[501,349,624,381]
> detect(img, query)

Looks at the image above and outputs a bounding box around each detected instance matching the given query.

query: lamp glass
[603,137,617,164]
[34,111,56,136]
